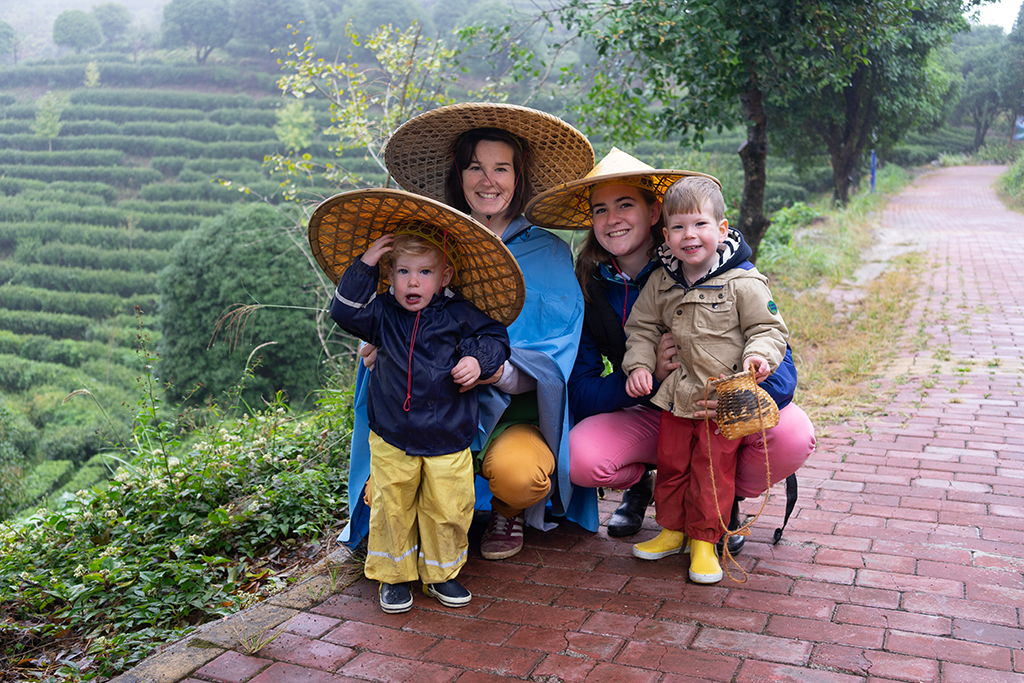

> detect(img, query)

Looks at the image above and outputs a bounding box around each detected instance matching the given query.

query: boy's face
[390,250,453,312]
[662,202,728,280]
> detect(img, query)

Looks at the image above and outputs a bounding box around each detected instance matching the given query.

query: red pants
[654,411,739,544]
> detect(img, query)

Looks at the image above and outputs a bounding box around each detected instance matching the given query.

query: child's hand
[743,355,770,382]
[360,234,394,266]
[451,356,482,387]
[359,343,377,371]
[626,368,654,398]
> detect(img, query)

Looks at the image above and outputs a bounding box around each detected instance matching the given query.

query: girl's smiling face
[590,183,660,259]
[460,140,517,224]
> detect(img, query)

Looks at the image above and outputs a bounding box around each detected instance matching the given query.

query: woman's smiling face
[590,183,660,259]
[461,139,517,224]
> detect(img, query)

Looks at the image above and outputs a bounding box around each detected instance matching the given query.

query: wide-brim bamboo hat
[308,189,525,326]
[525,147,721,230]
[384,102,595,203]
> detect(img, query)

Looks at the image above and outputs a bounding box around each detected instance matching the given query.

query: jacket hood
[657,227,751,288]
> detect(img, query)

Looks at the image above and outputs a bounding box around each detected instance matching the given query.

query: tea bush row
[0,134,315,159]
[0,178,118,203]
[15,189,111,207]
[139,181,279,203]
[0,203,200,232]
[0,262,159,297]
[117,199,230,217]
[0,310,95,342]
[0,64,277,92]
[1,103,205,123]
[0,285,140,320]
[2,150,125,167]
[0,165,162,188]
[70,88,269,110]
[151,156,261,177]
[0,331,140,368]
[15,242,170,273]
[0,222,186,251]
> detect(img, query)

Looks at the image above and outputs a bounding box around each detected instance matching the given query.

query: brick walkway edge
[114,166,1024,683]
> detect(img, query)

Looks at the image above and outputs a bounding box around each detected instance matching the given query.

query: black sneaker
[378,582,413,613]
[423,579,472,608]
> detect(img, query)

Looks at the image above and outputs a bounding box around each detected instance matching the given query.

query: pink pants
[569,402,815,498]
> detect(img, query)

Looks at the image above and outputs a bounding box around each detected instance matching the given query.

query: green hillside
[0,57,384,516]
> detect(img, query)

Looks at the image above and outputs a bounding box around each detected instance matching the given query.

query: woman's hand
[653,332,681,383]
[459,362,504,393]
[359,343,378,371]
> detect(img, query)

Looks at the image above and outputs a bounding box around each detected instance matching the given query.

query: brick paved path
[119,166,1024,683]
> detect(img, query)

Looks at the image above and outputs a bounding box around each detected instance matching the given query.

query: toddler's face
[662,202,728,279]
[390,251,451,312]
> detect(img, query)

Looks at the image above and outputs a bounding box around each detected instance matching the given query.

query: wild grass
[761,164,921,427]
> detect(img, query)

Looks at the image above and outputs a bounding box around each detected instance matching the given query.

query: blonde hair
[663,176,725,223]
[382,222,462,277]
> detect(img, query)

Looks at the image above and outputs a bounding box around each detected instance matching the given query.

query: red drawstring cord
[403,310,421,412]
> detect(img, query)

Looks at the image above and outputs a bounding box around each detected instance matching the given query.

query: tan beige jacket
[622,265,788,418]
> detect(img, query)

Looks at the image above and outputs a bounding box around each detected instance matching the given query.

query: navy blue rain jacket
[568,236,797,422]
[330,258,511,457]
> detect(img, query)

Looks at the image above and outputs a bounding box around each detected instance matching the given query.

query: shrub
[0,165,162,188]
[150,156,188,176]
[763,181,809,213]
[20,459,76,506]
[0,310,94,341]
[0,179,117,203]
[0,285,132,319]
[0,402,35,518]
[69,88,255,110]
[0,331,139,368]
[15,242,170,273]
[998,155,1024,207]
[0,222,185,251]
[974,141,1022,165]
[158,204,323,411]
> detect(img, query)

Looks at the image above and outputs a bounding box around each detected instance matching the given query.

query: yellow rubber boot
[688,540,723,584]
[632,528,687,560]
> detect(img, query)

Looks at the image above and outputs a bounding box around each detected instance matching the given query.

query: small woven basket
[710,371,780,441]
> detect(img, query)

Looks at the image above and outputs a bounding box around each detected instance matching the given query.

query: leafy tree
[536,0,946,257]
[162,0,233,65]
[1002,3,1024,142]
[93,2,132,44]
[52,9,103,54]
[84,60,101,87]
[0,20,16,63]
[274,99,316,152]
[771,1,969,203]
[31,93,66,152]
[157,204,324,411]
[952,25,1006,150]
[232,0,315,52]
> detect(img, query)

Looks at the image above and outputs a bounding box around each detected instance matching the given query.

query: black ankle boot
[607,469,655,537]
[717,497,745,555]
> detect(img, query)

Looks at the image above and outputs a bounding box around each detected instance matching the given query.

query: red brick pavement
[116,166,1024,683]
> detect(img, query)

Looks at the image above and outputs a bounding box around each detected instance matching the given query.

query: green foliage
[233,0,314,51]
[998,154,1024,207]
[0,341,353,677]
[0,20,16,61]
[84,60,102,88]
[274,99,316,153]
[951,25,1006,149]
[161,0,233,65]
[975,140,1022,164]
[1001,2,1024,122]
[158,204,324,410]
[31,92,67,151]
[92,3,132,44]
[271,22,470,199]
[21,460,75,508]
[1,262,159,297]
[0,402,35,518]
[53,9,104,54]
[0,285,136,319]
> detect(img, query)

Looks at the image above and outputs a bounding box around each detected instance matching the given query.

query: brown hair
[662,176,725,223]
[574,185,663,302]
[444,127,532,221]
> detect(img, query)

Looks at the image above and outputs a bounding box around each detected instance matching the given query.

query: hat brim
[525,169,721,231]
[309,189,525,326]
[384,102,594,204]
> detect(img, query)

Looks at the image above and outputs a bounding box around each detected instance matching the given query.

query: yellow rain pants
[364,431,475,585]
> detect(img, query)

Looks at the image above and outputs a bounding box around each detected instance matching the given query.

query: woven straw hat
[525,147,721,230]
[309,189,525,326]
[384,102,594,203]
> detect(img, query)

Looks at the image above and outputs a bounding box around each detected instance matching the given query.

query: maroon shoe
[480,510,524,560]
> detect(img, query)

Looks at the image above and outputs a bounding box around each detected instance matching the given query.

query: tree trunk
[737,81,770,262]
